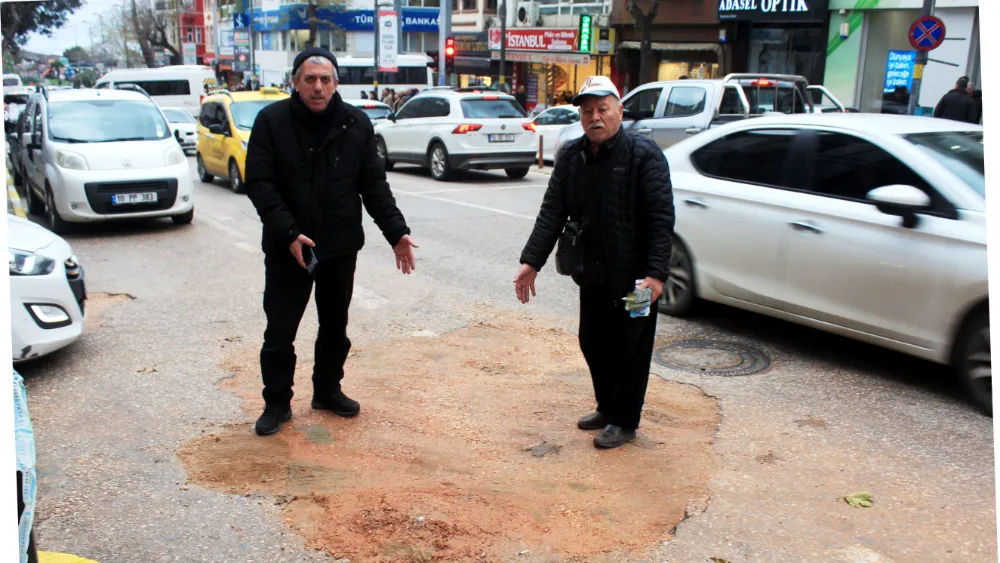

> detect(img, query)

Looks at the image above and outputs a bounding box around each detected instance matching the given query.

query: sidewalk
[7,166,27,218]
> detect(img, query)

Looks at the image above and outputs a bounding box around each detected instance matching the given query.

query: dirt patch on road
[84,292,134,332]
[179,318,720,561]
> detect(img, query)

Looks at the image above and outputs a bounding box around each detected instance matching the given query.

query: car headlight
[165,147,186,166]
[9,249,56,276]
[240,140,248,150]
[55,150,87,170]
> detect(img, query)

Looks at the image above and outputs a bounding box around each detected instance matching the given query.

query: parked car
[375,88,537,181]
[4,93,29,134]
[16,86,195,233]
[161,106,198,154]
[530,104,579,162]
[9,213,86,363]
[343,98,393,123]
[4,73,24,95]
[661,113,989,413]
[196,86,290,193]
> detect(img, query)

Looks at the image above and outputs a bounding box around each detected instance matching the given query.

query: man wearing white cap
[514,76,675,449]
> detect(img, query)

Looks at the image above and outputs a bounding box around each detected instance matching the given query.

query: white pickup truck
[554,73,852,158]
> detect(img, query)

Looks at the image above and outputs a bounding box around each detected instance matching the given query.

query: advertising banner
[488,28,579,52]
[883,49,917,94]
[378,11,398,72]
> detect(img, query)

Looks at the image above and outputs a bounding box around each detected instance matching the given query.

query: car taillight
[522,123,536,132]
[364,103,376,108]
[452,124,483,134]
[482,95,498,100]
[751,79,774,87]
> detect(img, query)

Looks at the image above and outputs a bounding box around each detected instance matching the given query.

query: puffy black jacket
[245,92,410,258]
[934,89,978,124]
[519,131,675,296]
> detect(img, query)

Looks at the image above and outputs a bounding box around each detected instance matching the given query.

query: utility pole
[498,0,506,91]
[907,0,935,116]
[249,0,256,83]
[437,0,450,85]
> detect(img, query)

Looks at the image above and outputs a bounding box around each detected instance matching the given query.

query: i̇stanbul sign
[718,0,829,22]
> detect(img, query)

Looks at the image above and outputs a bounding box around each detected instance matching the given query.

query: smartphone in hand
[302,245,319,275]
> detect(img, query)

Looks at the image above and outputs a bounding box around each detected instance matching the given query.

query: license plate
[488,134,515,143]
[112,192,158,205]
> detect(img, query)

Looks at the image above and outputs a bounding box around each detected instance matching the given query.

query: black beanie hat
[292,47,339,77]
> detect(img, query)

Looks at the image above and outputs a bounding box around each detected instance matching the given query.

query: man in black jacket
[514,76,675,449]
[245,48,418,436]
[934,76,978,123]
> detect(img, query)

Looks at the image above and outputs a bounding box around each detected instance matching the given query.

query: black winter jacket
[244,92,410,259]
[934,89,978,124]
[519,131,675,296]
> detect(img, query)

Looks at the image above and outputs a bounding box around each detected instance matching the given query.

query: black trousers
[260,251,357,407]
[578,281,659,431]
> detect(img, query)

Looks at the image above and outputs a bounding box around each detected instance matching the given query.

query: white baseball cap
[572,75,621,106]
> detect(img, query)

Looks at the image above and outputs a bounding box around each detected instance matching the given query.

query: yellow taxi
[195,87,290,193]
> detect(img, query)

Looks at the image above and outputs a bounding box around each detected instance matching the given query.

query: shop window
[459,0,476,10]
[692,129,798,188]
[622,88,661,119]
[664,87,706,118]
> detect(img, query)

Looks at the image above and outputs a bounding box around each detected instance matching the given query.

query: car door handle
[788,221,823,234]
[637,128,653,136]
[685,127,703,135]
[684,198,709,209]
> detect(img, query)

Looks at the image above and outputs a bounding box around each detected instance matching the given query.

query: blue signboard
[248,5,438,33]
[234,13,249,29]
[883,49,917,94]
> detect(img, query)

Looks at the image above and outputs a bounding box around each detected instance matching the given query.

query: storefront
[721,0,831,86]
[823,0,980,114]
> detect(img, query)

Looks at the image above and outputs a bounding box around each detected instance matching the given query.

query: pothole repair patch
[179,317,721,561]
[654,339,771,376]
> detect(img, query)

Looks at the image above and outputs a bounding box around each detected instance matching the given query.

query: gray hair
[293,55,338,81]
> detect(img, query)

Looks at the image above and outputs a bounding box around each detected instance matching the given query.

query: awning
[490,51,591,65]
[619,41,722,52]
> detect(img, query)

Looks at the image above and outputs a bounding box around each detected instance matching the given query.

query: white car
[9,214,86,362]
[662,113,989,412]
[161,107,198,154]
[343,98,392,124]
[16,87,194,234]
[374,89,537,181]
[530,105,579,162]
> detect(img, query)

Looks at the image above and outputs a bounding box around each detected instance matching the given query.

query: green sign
[578,15,592,52]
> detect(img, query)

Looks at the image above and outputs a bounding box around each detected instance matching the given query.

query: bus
[94,65,216,116]
[283,54,433,99]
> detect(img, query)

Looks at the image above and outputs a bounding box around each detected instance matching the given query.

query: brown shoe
[577,411,609,430]
[593,425,636,449]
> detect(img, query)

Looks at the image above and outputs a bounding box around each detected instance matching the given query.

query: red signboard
[488,28,579,52]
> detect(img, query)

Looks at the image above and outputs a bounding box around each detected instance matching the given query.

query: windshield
[905,131,985,197]
[47,100,171,143]
[230,100,279,130]
[361,107,390,120]
[162,109,195,123]
[461,99,525,119]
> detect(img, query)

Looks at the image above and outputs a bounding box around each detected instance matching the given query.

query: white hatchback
[374,89,538,181]
[661,113,989,412]
[9,214,86,363]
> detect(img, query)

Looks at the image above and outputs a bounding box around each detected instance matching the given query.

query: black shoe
[255,405,292,436]
[577,411,610,430]
[312,389,360,417]
[594,425,636,449]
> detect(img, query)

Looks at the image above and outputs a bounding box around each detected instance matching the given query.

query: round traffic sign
[909,15,946,51]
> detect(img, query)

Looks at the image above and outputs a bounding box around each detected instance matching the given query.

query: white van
[94,65,215,116]
[4,74,24,94]
[282,54,433,99]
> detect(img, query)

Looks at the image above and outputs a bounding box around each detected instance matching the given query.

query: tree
[2,0,84,55]
[625,0,661,86]
[63,46,88,63]
[130,0,182,66]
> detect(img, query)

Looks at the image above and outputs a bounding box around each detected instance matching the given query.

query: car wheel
[197,154,213,183]
[376,137,394,171]
[229,160,245,194]
[429,143,451,181]
[45,186,71,235]
[658,237,696,317]
[955,307,991,415]
[505,167,530,179]
[172,208,194,225]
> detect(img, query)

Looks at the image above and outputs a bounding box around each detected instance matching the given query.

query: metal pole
[907,0,935,116]
[249,0,256,84]
[374,3,379,98]
[437,0,449,85]
[498,0,506,91]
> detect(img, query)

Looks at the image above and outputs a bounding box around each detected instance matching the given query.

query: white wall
[919,7,978,107]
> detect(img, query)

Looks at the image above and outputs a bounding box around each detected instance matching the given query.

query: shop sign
[883,50,916,94]
[488,28,580,52]
[246,5,440,33]
[234,47,251,72]
[454,32,490,56]
[718,0,828,23]
[491,51,591,65]
[593,27,615,55]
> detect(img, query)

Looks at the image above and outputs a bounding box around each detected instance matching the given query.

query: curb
[7,170,27,218]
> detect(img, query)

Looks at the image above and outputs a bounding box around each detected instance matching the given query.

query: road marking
[352,284,389,310]
[199,214,248,239]
[6,172,26,218]
[392,190,536,220]
[395,184,547,196]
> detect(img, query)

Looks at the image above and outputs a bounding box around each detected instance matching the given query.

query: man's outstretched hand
[394,234,419,274]
[514,263,537,304]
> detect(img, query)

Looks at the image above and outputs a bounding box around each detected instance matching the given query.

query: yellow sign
[592,27,616,56]
[913,63,924,80]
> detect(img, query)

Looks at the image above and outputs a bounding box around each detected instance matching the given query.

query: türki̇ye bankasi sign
[718,0,829,22]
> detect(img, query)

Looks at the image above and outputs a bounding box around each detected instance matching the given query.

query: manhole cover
[654,339,770,376]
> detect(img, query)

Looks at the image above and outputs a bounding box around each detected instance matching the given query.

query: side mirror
[208,123,224,135]
[387,113,397,122]
[174,129,183,144]
[867,185,931,228]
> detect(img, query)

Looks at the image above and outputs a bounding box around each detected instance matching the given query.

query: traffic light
[445,36,456,75]
[578,15,592,52]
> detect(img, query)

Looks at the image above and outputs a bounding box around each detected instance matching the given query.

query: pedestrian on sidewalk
[244,47,418,436]
[513,76,675,450]
[934,76,978,123]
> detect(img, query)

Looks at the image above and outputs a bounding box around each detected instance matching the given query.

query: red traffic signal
[445,36,455,58]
